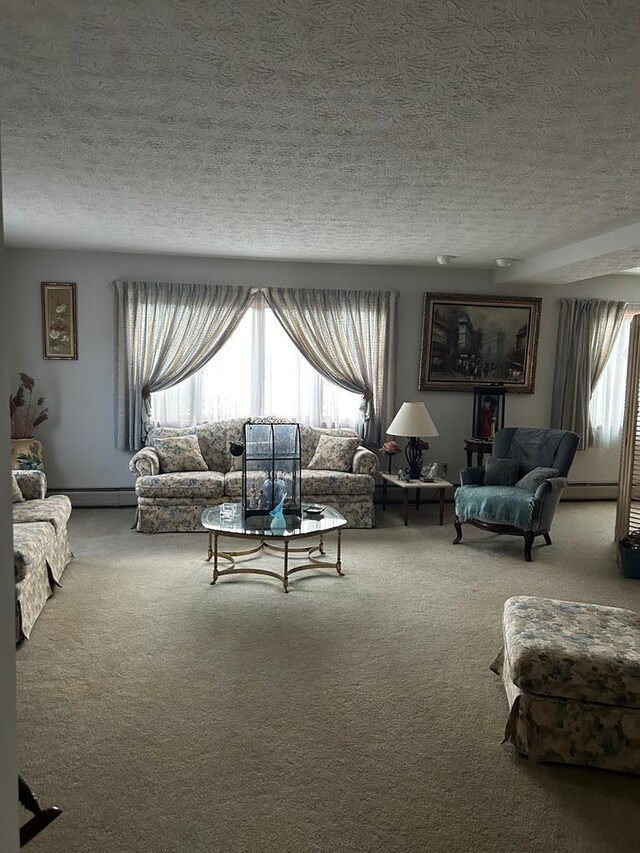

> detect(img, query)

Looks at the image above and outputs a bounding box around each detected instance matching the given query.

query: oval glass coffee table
[201,504,347,593]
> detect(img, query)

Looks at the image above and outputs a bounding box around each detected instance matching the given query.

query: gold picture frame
[419,293,541,393]
[41,282,78,360]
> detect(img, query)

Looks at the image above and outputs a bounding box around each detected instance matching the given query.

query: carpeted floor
[16,501,640,853]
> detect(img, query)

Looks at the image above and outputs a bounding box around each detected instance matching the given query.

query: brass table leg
[283,540,289,593]
[207,531,213,561]
[211,532,219,584]
[336,529,343,575]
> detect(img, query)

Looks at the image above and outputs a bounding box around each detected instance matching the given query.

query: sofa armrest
[352,446,379,476]
[130,447,160,477]
[460,466,485,486]
[14,470,47,500]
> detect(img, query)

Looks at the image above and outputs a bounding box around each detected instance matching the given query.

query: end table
[464,438,493,467]
[380,473,453,526]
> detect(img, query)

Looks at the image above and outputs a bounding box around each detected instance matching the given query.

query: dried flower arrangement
[9,373,49,439]
[380,439,401,473]
[380,440,401,456]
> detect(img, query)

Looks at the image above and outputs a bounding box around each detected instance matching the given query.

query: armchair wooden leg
[453,517,463,544]
[543,533,552,545]
[19,776,62,847]
[523,531,535,562]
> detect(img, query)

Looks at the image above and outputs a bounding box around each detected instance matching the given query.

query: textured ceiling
[2,0,640,270]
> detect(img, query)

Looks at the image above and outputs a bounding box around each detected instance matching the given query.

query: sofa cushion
[224,469,375,498]
[515,466,560,491]
[13,521,55,582]
[11,473,24,503]
[12,495,72,532]
[502,596,640,709]
[223,471,244,498]
[301,470,376,496]
[307,435,360,472]
[195,421,238,473]
[484,457,520,486]
[299,425,360,467]
[152,434,209,473]
[136,471,225,499]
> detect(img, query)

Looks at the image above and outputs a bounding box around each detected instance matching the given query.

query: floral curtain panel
[113,281,256,450]
[264,287,397,444]
[114,281,397,450]
[551,298,627,449]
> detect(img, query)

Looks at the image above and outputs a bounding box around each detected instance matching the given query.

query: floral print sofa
[12,470,74,641]
[129,419,379,532]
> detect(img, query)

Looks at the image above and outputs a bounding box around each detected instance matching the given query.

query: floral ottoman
[491,595,640,774]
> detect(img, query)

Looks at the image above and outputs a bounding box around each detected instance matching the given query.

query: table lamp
[387,402,439,480]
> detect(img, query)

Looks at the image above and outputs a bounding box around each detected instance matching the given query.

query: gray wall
[4,247,639,490]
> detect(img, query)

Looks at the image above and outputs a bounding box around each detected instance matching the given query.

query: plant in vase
[380,439,401,474]
[9,373,48,470]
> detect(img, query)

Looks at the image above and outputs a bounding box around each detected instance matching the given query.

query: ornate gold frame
[419,292,541,393]
[41,282,78,360]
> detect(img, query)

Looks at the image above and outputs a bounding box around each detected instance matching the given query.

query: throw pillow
[307,434,360,472]
[515,466,560,491]
[484,457,520,487]
[152,434,208,474]
[11,473,25,503]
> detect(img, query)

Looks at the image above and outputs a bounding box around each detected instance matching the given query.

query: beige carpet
[16,502,640,853]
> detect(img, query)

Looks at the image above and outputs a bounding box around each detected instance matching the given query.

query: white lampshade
[387,402,439,438]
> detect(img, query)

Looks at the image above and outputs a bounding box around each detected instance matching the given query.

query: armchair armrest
[534,476,568,531]
[14,470,47,500]
[352,446,379,476]
[129,447,160,477]
[460,466,485,486]
[534,476,568,500]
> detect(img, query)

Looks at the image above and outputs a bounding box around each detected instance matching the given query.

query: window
[590,306,640,449]
[151,299,362,430]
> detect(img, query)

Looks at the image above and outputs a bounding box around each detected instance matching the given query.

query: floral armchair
[453,427,580,561]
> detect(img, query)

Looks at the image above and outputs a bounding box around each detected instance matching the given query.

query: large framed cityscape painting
[419,293,542,393]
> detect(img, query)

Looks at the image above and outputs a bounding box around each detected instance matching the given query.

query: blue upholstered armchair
[453,427,580,561]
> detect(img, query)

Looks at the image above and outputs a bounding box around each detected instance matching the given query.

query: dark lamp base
[405,437,428,480]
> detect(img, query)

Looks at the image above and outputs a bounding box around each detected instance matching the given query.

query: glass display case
[242,418,302,520]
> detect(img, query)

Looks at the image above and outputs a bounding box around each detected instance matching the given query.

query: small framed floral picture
[41,282,78,359]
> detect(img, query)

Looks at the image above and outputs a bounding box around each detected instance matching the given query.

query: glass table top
[201,503,347,538]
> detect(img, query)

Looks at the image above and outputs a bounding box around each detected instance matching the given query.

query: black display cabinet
[242,418,302,520]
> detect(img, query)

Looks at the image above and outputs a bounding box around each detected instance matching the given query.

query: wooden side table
[380,473,453,526]
[464,438,493,467]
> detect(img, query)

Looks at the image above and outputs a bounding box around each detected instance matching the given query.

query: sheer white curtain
[590,306,640,449]
[151,296,361,429]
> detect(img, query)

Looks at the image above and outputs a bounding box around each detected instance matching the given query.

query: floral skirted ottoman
[492,596,640,774]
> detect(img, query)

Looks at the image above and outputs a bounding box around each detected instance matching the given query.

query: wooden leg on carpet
[543,533,552,545]
[19,776,62,847]
[523,531,534,562]
[453,518,463,544]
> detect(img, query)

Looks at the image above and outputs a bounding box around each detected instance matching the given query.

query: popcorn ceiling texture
[1,0,640,266]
